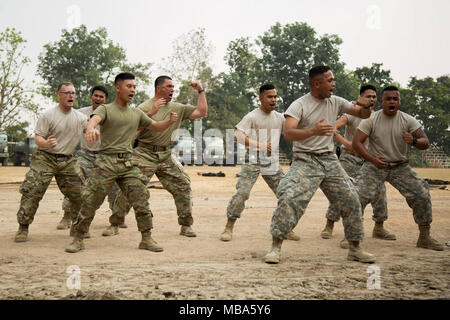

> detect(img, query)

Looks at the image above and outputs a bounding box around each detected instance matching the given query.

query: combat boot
[287,231,300,241]
[139,230,164,252]
[264,236,283,264]
[347,241,376,263]
[119,222,128,229]
[339,239,349,249]
[65,236,85,253]
[14,224,29,243]
[416,225,444,251]
[70,226,90,239]
[102,225,119,237]
[372,222,396,240]
[180,225,197,237]
[56,212,72,230]
[320,219,334,239]
[220,218,236,242]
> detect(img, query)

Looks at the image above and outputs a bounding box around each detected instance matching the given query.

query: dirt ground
[0,165,448,300]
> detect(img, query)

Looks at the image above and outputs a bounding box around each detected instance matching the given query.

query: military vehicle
[10,136,36,166]
[0,132,8,166]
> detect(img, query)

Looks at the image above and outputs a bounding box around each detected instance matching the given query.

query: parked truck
[10,136,36,166]
[0,132,8,166]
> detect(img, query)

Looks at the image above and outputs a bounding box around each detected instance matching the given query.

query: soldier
[103,75,207,238]
[14,82,87,243]
[353,85,443,251]
[220,84,300,242]
[320,85,395,248]
[65,72,178,253]
[57,86,125,234]
[264,66,375,264]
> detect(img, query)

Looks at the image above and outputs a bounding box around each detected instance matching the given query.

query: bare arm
[146,98,166,117]
[353,129,387,169]
[235,129,271,153]
[147,112,178,132]
[84,115,102,143]
[333,115,353,150]
[402,128,430,150]
[283,116,334,141]
[346,96,372,119]
[188,81,208,120]
[35,134,57,150]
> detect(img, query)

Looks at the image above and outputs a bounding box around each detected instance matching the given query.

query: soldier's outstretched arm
[235,129,271,153]
[284,116,333,141]
[347,96,372,119]
[188,81,208,120]
[333,115,352,150]
[35,134,58,150]
[84,115,101,142]
[147,112,178,132]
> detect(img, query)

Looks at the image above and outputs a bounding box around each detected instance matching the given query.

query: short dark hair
[381,85,399,96]
[309,66,331,84]
[114,72,135,85]
[57,82,74,92]
[360,84,377,95]
[91,85,108,98]
[155,76,172,90]
[259,83,275,95]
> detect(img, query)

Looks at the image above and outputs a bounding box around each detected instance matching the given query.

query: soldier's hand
[402,131,413,144]
[85,129,100,142]
[312,118,334,136]
[373,156,388,169]
[190,81,203,92]
[148,98,166,116]
[169,112,178,124]
[258,142,272,153]
[356,96,371,108]
[47,135,57,149]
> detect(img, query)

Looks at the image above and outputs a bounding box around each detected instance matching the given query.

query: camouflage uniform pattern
[72,153,153,235]
[61,148,119,214]
[270,152,364,241]
[356,161,432,225]
[17,150,83,224]
[325,150,388,222]
[110,146,193,227]
[227,164,284,219]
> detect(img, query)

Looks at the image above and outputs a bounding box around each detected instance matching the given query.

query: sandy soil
[0,165,448,300]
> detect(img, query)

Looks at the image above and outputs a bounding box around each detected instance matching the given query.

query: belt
[41,150,72,158]
[386,160,409,167]
[303,151,333,157]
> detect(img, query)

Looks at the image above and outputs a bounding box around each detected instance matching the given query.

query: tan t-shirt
[285,93,353,153]
[34,105,87,155]
[235,108,285,173]
[342,113,369,150]
[137,99,196,146]
[357,110,422,163]
[93,102,153,154]
[78,106,101,152]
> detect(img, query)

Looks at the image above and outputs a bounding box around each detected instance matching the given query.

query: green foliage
[354,63,394,91]
[37,25,152,108]
[4,121,29,141]
[400,76,450,155]
[0,28,39,132]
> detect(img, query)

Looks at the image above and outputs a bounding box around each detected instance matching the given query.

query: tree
[401,76,450,155]
[0,28,39,133]
[37,25,152,108]
[354,63,394,92]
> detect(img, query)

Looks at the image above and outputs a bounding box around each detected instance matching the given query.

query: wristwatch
[198,89,205,94]
[412,137,418,146]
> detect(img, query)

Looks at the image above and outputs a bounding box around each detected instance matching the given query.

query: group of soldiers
[14,66,444,264]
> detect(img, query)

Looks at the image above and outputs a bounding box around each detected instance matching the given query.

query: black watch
[412,137,418,146]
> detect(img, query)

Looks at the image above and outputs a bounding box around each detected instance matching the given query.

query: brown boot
[139,230,164,252]
[220,218,236,242]
[70,226,90,239]
[180,225,197,237]
[320,219,334,239]
[347,241,376,263]
[65,236,85,253]
[372,222,396,240]
[102,225,119,237]
[339,239,349,249]
[287,231,300,241]
[57,212,72,230]
[264,236,283,264]
[14,224,29,243]
[417,225,444,251]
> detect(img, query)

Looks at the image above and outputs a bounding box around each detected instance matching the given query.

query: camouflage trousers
[326,151,388,222]
[17,150,83,225]
[110,147,193,227]
[61,149,119,218]
[72,153,153,235]
[270,152,364,241]
[227,164,284,219]
[356,162,432,225]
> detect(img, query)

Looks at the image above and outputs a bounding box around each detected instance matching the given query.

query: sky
[1,0,449,130]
